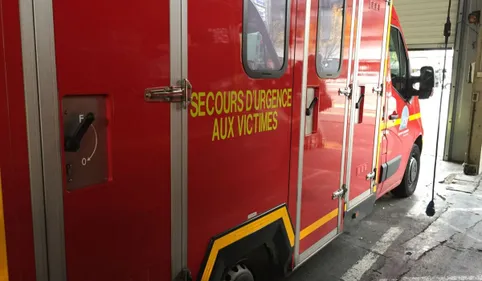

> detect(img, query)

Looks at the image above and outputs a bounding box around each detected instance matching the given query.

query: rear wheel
[392,143,421,198]
[224,264,254,281]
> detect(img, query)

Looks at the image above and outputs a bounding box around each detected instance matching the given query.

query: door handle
[388,113,399,120]
[305,97,318,116]
[144,79,192,108]
[332,184,347,200]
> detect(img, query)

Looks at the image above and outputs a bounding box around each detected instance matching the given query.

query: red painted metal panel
[0,0,425,279]
[0,0,37,280]
[187,0,296,276]
[377,8,424,197]
[288,0,306,243]
[52,0,172,280]
[296,0,388,253]
[348,0,387,202]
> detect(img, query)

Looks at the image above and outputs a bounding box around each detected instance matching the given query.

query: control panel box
[62,95,109,190]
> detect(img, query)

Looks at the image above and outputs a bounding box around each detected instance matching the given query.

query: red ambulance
[0,0,435,280]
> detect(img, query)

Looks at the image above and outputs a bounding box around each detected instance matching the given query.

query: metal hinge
[366,169,376,180]
[373,85,383,96]
[145,78,192,108]
[173,269,192,281]
[338,85,352,98]
[332,184,347,200]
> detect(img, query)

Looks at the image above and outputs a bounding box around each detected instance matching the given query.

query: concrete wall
[444,0,481,162]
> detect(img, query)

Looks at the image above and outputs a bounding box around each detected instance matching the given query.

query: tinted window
[316,0,345,77]
[243,0,288,77]
[389,27,409,95]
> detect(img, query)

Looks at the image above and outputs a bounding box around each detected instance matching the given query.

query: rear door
[26,0,182,280]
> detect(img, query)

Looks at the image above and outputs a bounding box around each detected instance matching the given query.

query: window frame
[315,0,347,79]
[389,25,412,101]
[242,0,291,79]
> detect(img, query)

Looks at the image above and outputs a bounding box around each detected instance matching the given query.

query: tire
[392,144,421,198]
[224,264,254,281]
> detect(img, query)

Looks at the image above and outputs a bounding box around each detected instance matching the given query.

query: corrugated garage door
[394,0,460,49]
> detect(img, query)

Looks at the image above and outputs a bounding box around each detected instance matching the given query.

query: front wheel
[392,143,421,198]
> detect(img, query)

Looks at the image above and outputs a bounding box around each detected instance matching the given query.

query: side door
[296,0,353,263]
[345,0,389,210]
[187,0,295,278]
[379,26,411,191]
[22,0,182,280]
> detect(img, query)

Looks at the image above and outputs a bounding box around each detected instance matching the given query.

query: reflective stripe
[300,208,338,240]
[200,206,294,281]
[0,170,9,280]
[381,112,421,130]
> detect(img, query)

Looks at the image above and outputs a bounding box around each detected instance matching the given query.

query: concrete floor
[284,89,482,281]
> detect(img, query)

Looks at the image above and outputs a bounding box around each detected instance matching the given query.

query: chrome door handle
[144,79,192,108]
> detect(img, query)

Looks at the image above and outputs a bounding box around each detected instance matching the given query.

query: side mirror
[411,66,435,99]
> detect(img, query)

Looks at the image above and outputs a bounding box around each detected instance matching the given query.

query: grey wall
[444,0,481,162]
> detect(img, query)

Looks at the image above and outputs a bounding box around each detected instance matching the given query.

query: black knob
[64,112,95,152]
[305,97,318,116]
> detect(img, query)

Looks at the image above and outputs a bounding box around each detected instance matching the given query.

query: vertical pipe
[181,0,189,270]
[170,0,188,276]
[27,0,67,278]
[370,0,391,190]
[19,0,50,279]
[344,0,364,206]
[338,0,358,223]
[294,0,312,265]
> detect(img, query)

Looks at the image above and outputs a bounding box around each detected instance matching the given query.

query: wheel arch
[414,134,423,152]
[197,204,295,281]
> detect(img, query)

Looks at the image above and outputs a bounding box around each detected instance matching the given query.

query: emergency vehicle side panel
[0,23,8,279]
[379,26,404,193]
[187,0,296,278]
[297,0,351,254]
[377,10,424,197]
[393,9,424,156]
[297,0,387,254]
[0,0,37,279]
[347,0,386,204]
[344,0,393,225]
[51,1,173,280]
[0,2,425,280]
[288,0,305,232]
[379,26,407,191]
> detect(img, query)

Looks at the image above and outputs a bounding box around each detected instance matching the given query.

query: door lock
[144,79,192,108]
[373,85,383,96]
[332,184,347,200]
[338,86,352,98]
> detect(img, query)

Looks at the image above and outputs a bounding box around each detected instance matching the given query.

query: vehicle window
[243,0,289,77]
[389,27,409,96]
[316,0,345,77]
